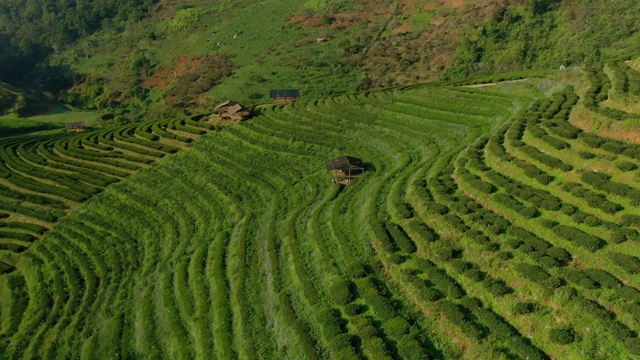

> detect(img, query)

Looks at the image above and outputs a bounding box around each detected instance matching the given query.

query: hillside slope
[3,61,640,358]
[2,0,640,122]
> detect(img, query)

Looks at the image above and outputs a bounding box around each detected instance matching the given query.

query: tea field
[1,62,640,359]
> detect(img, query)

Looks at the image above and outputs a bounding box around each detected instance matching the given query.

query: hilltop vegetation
[1,0,640,122]
[3,1,640,359]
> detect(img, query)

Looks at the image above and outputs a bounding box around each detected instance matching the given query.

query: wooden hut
[215,100,251,120]
[326,156,365,184]
[65,122,85,132]
[270,89,300,105]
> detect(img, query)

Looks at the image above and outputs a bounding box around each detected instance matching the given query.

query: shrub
[352,316,379,339]
[396,334,428,360]
[583,215,601,227]
[552,225,605,251]
[514,302,535,315]
[389,253,406,264]
[608,252,640,274]
[383,316,410,338]
[549,328,576,345]
[585,268,620,289]
[482,278,512,296]
[579,151,596,159]
[515,263,550,283]
[346,262,367,278]
[330,278,355,305]
[344,303,364,316]
[616,161,638,172]
[625,337,640,356]
[621,214,640,227]
[546,247,571,265]
[436,246,458,261]
[317,307,345,339]
[561,267,599,289]
[385,223,417,254]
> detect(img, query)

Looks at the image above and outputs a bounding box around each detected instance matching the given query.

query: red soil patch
[391,23,412,34]
[288,11,375,29]
[439,0,466,8]
[599,126,640,144]
[568,107,597,132]
[141,55,217,90]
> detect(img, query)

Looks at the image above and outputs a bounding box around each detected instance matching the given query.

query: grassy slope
[0,81,538,358]
[3,64,640,358]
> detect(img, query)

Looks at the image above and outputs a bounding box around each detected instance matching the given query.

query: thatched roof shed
[326,156,365,184]
[270,89,299,105]
[215,100,251,120]
[65,122,85,132]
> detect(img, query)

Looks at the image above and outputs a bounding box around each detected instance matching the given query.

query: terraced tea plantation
[2,63,640,359]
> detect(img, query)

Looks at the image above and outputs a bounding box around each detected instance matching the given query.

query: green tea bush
[549,328,576,345]
[553,225,605,251]
[616,161,638,172]
[608,252,640,273]
[385,223,417,254]
[330,278,355,305]
[513,302,535,315]
[560,268,599,289]
[585,268,620,289]
[515,263,550,283]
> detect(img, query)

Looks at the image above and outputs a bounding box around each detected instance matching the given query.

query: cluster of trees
[444,0,640,80]
[0,0,155,85]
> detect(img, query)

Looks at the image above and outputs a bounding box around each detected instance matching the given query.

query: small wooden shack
[270,89,300,105]
[65,122,85,132]
[326,156,365,184]
[215,100,251,120]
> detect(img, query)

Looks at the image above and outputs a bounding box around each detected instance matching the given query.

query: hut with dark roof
[215,100,251,120]
[269,89,300,105]
[65,122,85,132]
[326,156,365,184]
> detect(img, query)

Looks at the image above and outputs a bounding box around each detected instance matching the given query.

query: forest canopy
[0,0,156,85]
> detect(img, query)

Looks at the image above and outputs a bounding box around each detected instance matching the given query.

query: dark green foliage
[608,252,640,274]
[625,338,640,356]
[344,303,365,316]
[415,258,465,299]
[552,225,605,251]
[383,316,410,338]
[611,227,639,244]
[330,278,355,305]
[385,222,417,253]
[482,278,512,296]
[515,263,550,283]
[438,300,484,340]
[519,144,573,171]
[585,268,620,289]
[346,262,368,279]
[357,277,397,321]
[514,302,535,315]
[560,268,599,289]
[404,220,438,243]
[549,328,576,345]
[578,151,596,159]
[318,306,346,339]
[396,334,429,360]
[616,161,638,172]
[621,214,640,227]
